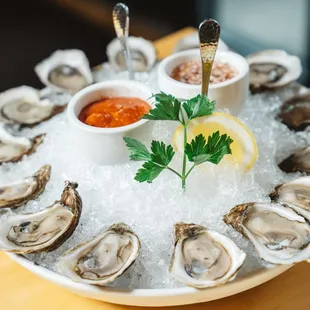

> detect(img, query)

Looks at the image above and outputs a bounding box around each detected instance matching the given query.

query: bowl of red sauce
[67,80,152,165]
[157,49,249,116]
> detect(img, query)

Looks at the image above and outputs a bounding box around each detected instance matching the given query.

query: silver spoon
[112,3,134,80]
[198,19,221,95]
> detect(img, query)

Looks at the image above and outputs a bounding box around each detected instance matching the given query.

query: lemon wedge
[174,112,258,171]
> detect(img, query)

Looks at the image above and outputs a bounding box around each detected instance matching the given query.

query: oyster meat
[107,37,156,72]
[0,86,66,127]
[270,176,310,220]
[277,93,310,131]
[0,181,82,254]
[58,222,140,285]
[169,223,246,288]
[35,50,93,93]
[278,145,310,174]
[224,202,310,264]
[0,124,45,164]
[246,50,302,93]
[0,164,51,209]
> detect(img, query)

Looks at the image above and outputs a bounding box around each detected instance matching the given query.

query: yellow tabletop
[1,27,310,310]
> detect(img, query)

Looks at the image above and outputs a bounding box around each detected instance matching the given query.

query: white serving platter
[8,253,291,307]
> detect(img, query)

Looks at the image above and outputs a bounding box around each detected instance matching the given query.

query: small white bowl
[157,49,249,116]
[67,80,153,165]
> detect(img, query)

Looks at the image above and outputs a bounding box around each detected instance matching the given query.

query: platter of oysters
[2,3,310,307]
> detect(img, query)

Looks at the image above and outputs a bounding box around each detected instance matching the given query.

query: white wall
[215,0,308,59]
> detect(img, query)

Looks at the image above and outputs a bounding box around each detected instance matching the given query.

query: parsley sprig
[123,92,233,189]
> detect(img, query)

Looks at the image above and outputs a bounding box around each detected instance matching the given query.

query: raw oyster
[107,36,156,72]
[0,164,51,209]
[58,223,140,285]
[224,202,310,264]
[278,146,310,174]
[0,124,45,164]
[270,176,310,220]
[0,86,66,127]
[246,50,302,93]
[277,93,310,131]
[0,181,82,254]
[35,50,93,93]
[169,223,246,288]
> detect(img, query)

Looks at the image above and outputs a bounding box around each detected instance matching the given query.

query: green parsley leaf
[185,131,233,165]
[134,161,164,183]
[142,92,182,122]
[150,141,175,166]
[123,137,151,161]
[125,137,175,183]
[182,94,215,120]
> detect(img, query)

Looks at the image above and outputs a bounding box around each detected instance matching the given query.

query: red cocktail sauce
[79,97,151,128]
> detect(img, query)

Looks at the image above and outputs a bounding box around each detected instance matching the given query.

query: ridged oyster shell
[0,181,82,254]
[277,93,310,131]
[246,50,302,93]
[0,86,66,127]
[270,176,310,221]
[35,50,93,94]
[58,222,141,285]
[106,36,156,72]
[0,124,45,164]
[169,223,246,288]
[224,202,310,264]
[0,164,51,209]
[278,145,310,174]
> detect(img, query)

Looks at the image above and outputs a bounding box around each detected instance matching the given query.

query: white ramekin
[157,49,249,116]
[67,80,153,165]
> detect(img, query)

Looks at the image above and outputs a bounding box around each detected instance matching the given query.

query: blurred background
[1,0,309,92]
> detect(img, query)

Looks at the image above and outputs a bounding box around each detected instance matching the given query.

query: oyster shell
[58,222,140,285]
[246,50,302,93]
[270,176,310,220]
[107,36,156,72]
[277,93,310,131]
[278,146,310,174]
[0,181,82,254]
[169,223,246,288]
[0,124,45,164]
[224,202,310,264]
[35,50,93,93]
[0,86,66,127]
[0,164,51,209]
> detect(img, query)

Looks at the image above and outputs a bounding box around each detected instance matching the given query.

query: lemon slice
[174,112,258,171]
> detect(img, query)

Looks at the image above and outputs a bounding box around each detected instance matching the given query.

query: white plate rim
[7,253,292,307]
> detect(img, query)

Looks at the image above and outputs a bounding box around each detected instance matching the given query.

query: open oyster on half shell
[278,145,310,174]
[0,164,51,209]
[246,50,302,93]
[277,93,310,131]
[0,181,82,254]
[58,222,141,285]
[270,176,310,221]
[35,50,93,94]
[169,223,246,288]
[106,36,156,72]
[0,86,66,127]
[0,124,45,164]
[224,202,310,264]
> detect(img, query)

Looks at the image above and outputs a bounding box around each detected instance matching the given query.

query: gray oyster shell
[0,165,51,209]
[0,181,82,254]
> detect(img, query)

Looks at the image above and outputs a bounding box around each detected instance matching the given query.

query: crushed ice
[0,73,308,288]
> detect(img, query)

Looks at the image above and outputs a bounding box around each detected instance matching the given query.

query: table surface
[1,27,310,310]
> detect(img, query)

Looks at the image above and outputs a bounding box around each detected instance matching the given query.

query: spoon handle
[199,19,221,96]
[113,3,134,80]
